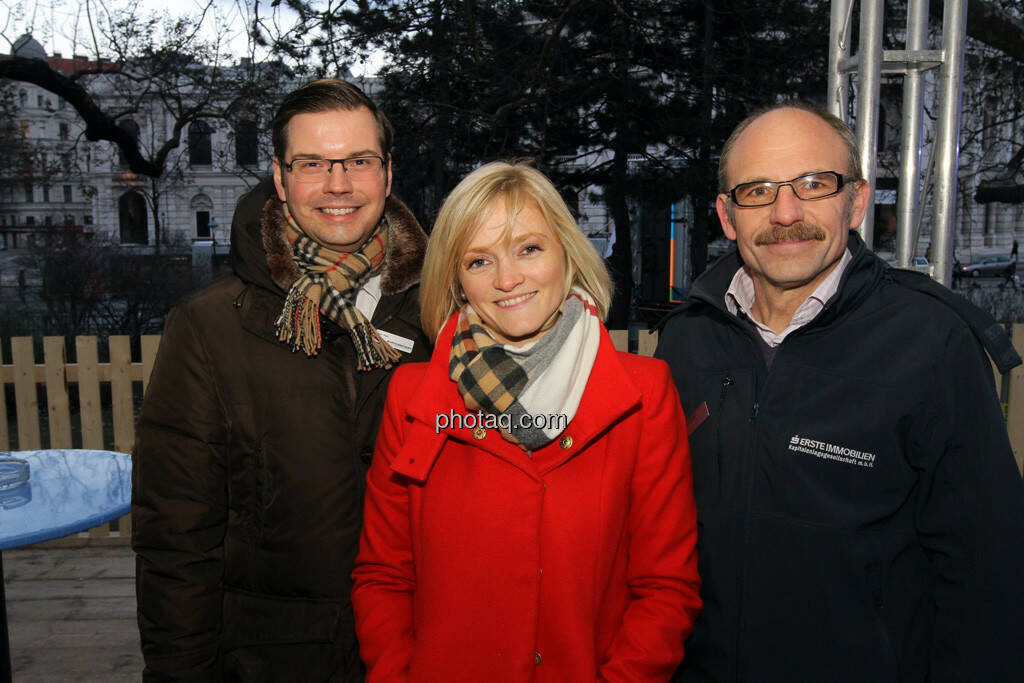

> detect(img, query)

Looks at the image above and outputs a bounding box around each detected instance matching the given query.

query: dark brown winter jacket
[132,179,430,682]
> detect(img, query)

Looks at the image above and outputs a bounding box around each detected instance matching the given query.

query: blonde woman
[352,161,701,682]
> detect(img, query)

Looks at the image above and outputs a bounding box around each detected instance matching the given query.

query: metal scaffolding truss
[828,0,967,286]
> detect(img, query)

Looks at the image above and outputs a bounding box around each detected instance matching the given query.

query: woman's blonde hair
[420,161,613,341]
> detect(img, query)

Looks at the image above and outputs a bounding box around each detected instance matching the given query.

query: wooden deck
[3,545,141,682]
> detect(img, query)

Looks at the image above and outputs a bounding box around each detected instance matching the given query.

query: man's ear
[716,194,738,241]
[273,158,288,202]
[848,179,871,229]
[385,154,393,198]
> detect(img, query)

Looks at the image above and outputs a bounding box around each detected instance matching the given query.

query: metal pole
[827,0,854,118]
[931,0,968,287]
[854,0,884,248]
[895,0,929,267]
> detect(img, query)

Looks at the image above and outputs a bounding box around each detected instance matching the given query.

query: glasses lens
[734,182,777,207]
[292,159,329,177]
[346,156,383,175]
[793,172,840,199]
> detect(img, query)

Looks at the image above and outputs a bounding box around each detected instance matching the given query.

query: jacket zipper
[736,358,769,682]
[715,376,734,501]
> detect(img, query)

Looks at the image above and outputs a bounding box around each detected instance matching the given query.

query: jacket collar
[261,194,427,297]
[393,314,642,483]
[659,230,884,331]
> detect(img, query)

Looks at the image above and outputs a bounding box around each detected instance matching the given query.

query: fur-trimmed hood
[230,178,427,298]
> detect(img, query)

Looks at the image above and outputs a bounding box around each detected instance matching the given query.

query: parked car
[955,255,1016,278]
[887,256,930,269]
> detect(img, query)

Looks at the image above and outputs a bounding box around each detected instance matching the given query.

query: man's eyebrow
[735,170,832,184]
[288,150,383,159]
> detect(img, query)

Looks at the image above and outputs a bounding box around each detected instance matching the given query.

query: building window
[196,210,211,238]
[24,184,33,203]
[83,215,93,225]
[189,120,213,166]
[19,89,27,107]
[64,215,74,225]
[44,215,53,225]
[118,190,148,244]
[42,185,50,202]
[64,185,73,202]
[26,216,35,225]
[37,94,44,107]
[235,119,259,166]
[59,123,69,141]
[58,98,67,110]
[20,121,30,138]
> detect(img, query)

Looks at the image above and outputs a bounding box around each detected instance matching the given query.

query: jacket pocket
[688,371,738,509]
[222,588,341,649]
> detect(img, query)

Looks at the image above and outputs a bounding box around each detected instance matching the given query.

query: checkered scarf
[448,289,601,449]
[274,203,402,370]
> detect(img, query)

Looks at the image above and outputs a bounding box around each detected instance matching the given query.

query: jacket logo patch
[787,434,876,468]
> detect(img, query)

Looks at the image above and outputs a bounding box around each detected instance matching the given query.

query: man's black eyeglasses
[728,171,849,207]
[283,155,386,181]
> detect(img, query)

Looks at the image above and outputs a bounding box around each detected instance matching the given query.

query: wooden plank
[0,363,46,383]
[609,330,627,353]
[76,336,105,450]
[1,360,150,383]
[88,523,111,540]
[637,329,659,357]
[109,335,135,455]
[113,512,132,538]
[5,578,135,601]
[32,535,132,549]
[0,339,9,450]
[43,336,73,449]
[0,549,134,580]
[11,337,40,450]
[1007,323,1024,476]
[141,334,161,395]
[608,329,658,357]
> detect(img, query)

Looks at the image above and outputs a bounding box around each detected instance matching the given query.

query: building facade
[1,34,274,253]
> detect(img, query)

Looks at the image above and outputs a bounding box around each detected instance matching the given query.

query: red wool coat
[352,320,702,683]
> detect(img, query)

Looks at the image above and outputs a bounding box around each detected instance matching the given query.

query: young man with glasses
[132,79,430,682]
[656,102,1024,682]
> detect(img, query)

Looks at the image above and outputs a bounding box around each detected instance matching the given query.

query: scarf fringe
[351,322,403,371]
[275,294,322,356]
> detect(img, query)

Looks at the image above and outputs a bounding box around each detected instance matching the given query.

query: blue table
[0,449,132,683]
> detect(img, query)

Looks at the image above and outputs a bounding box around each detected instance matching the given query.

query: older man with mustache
[656,102,1024,683]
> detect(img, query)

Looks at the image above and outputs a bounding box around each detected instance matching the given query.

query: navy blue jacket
[656,232,1024,683]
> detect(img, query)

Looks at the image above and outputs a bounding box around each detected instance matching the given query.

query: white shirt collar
[354,273,383,320]
[725,249,852,347]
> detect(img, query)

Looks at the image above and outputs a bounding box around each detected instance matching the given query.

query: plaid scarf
[448,289,601,449]
[275,203,402,370]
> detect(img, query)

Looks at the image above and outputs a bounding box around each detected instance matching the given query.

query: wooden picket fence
[2,327,1022,546]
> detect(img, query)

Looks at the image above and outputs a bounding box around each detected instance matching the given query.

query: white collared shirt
[354,273,382,320]
[725,250,852,347]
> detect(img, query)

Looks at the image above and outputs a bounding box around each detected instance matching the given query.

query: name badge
[377,329,415,354]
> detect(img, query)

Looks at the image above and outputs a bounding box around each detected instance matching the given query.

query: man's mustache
[753,223,827,246]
